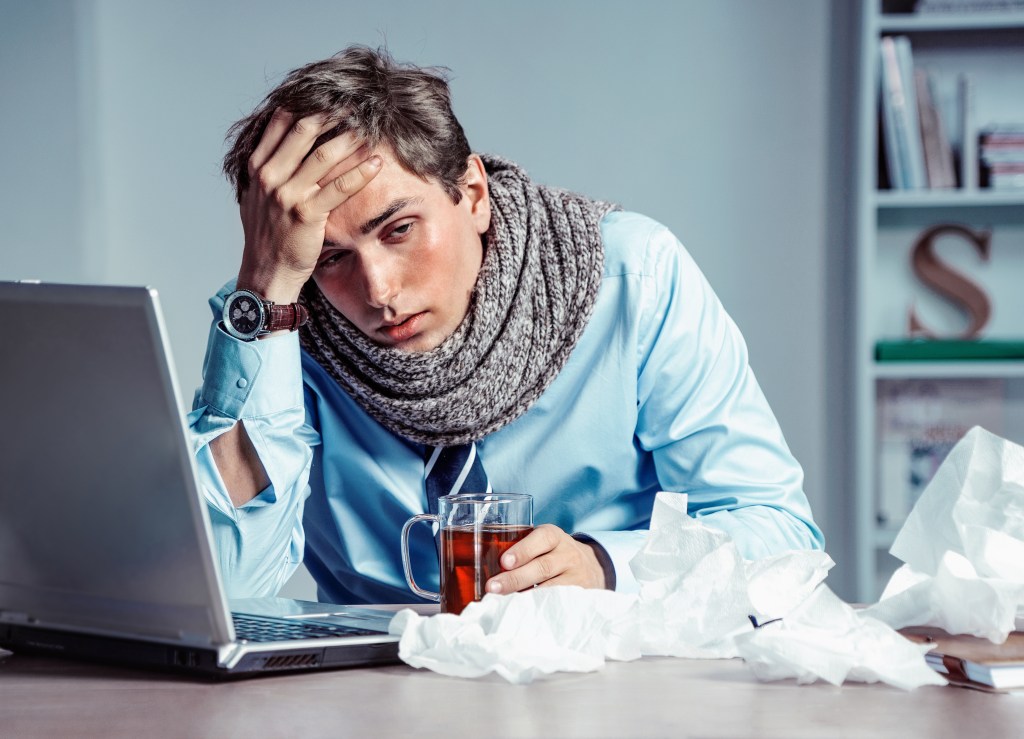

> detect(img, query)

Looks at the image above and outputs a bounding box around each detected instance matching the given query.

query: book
[989,164,1024,190]
[902,626,1024,691]
[879,36,910,190]
[879,36,927,190]
[915,69,957,189]
[980,127,1024,149]
[876,339,1024,361]
[894,36,928,190]
[958,74,978,190]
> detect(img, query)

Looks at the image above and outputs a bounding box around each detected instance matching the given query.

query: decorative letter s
[907,224,992,339]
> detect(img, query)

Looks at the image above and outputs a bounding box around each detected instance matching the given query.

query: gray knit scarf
[299,154,617,446]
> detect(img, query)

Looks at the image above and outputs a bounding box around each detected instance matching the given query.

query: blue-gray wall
[1,0,851,597]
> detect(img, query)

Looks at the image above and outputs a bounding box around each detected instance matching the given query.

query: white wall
[1,0,850,597]
[1,1,86,281]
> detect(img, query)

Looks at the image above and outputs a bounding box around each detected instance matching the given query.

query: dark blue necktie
[423,442,490,515]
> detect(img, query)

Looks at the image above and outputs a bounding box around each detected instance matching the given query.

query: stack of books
[980,127,1024,191]
[902,626,1024,692]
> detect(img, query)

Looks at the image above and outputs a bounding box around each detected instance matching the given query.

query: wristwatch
[222,288,309,341]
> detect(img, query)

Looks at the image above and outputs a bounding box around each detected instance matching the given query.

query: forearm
[209,422,270,507]
[191,410,314,597]
[695,505,822,559]
[189,290,319,596]
[196,442,310,598]
[575,504,821,597]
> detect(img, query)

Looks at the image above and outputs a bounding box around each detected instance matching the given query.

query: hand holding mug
[401,493,533,614]
[484,524,608,594]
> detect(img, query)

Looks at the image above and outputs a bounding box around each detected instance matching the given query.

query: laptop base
[0,622,400,680]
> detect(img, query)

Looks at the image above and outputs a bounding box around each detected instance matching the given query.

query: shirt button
[236,378,248,389]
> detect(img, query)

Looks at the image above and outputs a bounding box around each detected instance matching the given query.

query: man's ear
[461,154,491,236]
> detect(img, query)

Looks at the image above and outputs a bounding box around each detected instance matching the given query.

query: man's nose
[361,254,398,308]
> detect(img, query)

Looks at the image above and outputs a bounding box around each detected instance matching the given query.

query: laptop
[0,280,403,677]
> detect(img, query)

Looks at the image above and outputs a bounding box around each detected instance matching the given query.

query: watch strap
[265,302,309,333]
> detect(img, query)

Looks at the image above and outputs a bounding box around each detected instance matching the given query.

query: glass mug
[401,493,533,615]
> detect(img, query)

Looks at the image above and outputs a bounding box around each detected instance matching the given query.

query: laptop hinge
[176,630,216,647]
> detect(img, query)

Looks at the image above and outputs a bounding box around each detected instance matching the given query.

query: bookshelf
[851,0,1024,601]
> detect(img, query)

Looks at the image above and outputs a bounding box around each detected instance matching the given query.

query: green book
[875,339,1024,362]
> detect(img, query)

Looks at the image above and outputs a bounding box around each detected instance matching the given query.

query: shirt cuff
[199,325,304,420]
[572,530,649,594]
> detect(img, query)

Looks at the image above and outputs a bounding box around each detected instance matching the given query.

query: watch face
[226,292,263,338]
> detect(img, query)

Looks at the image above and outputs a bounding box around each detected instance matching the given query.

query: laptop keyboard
[232,613,383,642]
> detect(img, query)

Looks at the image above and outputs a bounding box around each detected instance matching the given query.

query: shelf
[879,11,1024,32]
[873,360,1024,378]
[850,0,1024,603]
[875,191,1024,209]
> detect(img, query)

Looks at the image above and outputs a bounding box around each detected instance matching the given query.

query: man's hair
[222,45,471,204]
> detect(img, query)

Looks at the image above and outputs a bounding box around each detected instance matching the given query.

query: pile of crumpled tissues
[390,426,1023,687]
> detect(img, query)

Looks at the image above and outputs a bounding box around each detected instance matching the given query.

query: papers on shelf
[875,379,1005,529]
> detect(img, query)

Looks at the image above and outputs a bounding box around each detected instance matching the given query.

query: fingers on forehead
[317,143,373,187]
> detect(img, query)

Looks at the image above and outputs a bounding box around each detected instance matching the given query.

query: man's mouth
[378,312,426,343]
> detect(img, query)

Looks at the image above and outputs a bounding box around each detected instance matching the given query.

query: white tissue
[389,588,637,684]
[864,426,1024,643]
[611,492,754,659]
[735,585,945,690]
[391,492,942,688]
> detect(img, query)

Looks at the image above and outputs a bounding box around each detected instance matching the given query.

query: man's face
[313,150,491,352]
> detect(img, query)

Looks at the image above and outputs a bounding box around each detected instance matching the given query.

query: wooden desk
[0,646,1016,738]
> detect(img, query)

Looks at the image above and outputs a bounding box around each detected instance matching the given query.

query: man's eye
[318,252,347,269]
[388,222,413,239]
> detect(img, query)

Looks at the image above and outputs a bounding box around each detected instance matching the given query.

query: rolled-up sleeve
[188,285,320,597]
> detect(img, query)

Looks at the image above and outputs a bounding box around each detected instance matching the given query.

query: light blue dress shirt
[189,211,824,604]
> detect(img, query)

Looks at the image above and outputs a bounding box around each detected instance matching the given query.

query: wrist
[572,533,616,590]
[236,261,309,304]
[222,287,309,342]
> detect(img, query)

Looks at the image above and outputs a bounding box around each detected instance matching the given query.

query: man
[190,46,824,604]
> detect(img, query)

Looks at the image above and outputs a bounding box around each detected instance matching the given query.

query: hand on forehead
[315,132,386,190]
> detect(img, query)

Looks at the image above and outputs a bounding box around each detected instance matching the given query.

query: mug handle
[401,513,441,602]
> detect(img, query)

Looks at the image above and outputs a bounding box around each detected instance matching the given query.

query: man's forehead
[351,148,438,195]
[357,195,424,235]
[321,142,435,190]
[334,167,430,216]
[322,146,456,239]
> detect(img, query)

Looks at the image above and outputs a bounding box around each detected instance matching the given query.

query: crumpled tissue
[864,426,1024,643]
[390,492,942,688]
[389,588,637,684]
[735,581,944,690]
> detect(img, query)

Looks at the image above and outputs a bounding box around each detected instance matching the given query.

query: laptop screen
[0,283,233,646]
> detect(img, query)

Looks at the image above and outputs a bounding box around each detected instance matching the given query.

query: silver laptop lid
[0,281,234,647]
